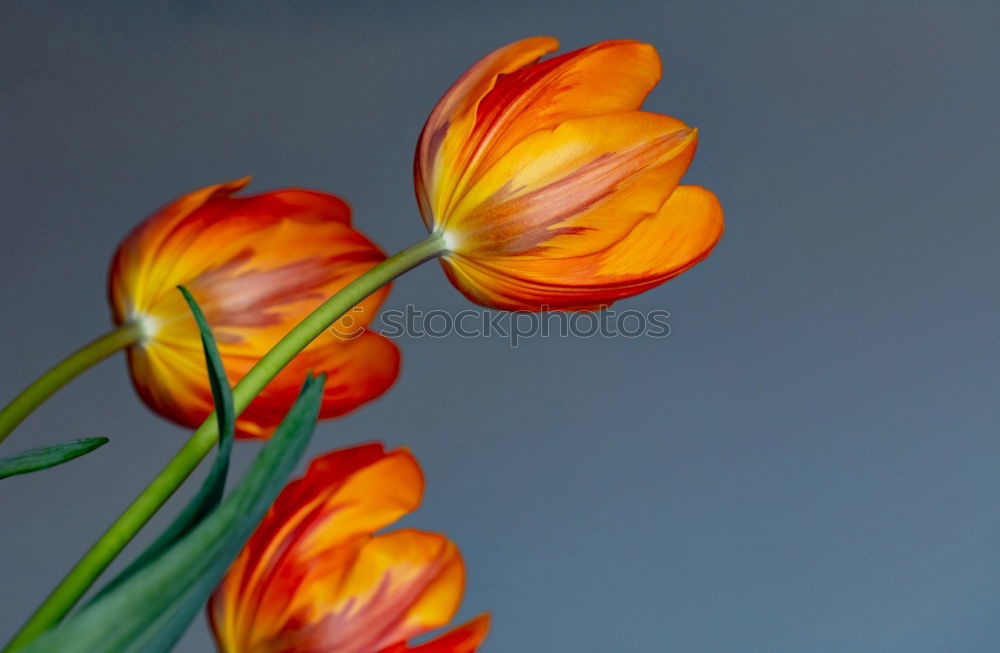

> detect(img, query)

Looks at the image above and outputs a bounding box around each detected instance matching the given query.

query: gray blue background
[1,1,998,651]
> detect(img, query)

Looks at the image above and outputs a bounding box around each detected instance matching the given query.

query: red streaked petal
[381,614,491,653]
[417,40,666,231]
[245,446,424,579]
[109,178,250,321]
[237,188,353,226]
[446,112,695,256]
[443,40,663,214]
[416,37,560,228]
[224,531,465,653]
[298,531,466,652]
[441,186,723,311]
[225,330,401,439]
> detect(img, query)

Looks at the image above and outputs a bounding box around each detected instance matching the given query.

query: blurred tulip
[208,443,488,653]
[109,179,399,439]
[415,37,723,311]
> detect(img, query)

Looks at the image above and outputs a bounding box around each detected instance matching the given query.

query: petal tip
[521,35,560,52]
[222,176,253,195]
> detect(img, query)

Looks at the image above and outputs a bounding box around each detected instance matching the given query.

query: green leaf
[22,373,326,653]
[0,437,109,480]
[90,286,237,599]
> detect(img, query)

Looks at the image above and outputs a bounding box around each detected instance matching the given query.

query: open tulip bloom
[0,37,722,652]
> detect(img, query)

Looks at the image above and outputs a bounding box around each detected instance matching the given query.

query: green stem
[0,323,143,446]
[3,233,446,651]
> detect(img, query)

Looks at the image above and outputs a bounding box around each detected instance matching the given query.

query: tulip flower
[0,179,400,444]
[208,443,489,653]
[105,179,400,438]
[415,37,724,311]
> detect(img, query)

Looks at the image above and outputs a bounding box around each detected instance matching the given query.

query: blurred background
[1,1,998,651]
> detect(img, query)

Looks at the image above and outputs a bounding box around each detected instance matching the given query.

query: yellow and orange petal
[415,38,723,311]
[443,185,724,311]
[383,615,491,653]
[108,179,399,438]
[209,443,487,653]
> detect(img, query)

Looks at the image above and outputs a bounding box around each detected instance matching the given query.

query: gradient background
[1,1,998,651]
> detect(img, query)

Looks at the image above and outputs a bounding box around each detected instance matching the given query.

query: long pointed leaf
[92,287,236,598]
[0,438,109,480]
[22,373,326,653]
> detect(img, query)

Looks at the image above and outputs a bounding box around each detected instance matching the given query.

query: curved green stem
[0,323,143,447]
[3,233,446,651]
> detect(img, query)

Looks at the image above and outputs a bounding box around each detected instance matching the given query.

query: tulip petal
[229,330,401,439]
[587,184,724,282]
[267,443,422,536]
[224,532,464,653]
[302,531,466,652]
[110,181,354,317]
[231,444,423,577]
[384,614,491,653]
[444,41,663,212]
[446,112,695,256]
[417,40,667,228]
[416,37,559,227]
[442,186,723,310]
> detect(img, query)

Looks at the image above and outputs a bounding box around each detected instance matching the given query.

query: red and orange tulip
[415,37,724,311]
[108,179,399,439]
[208,443,488,653]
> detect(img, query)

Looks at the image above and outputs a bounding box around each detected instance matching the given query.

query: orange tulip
[208,443,489,653]
[108,179,399,439]
[415,37,724,311]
